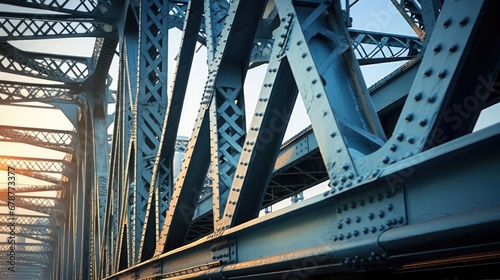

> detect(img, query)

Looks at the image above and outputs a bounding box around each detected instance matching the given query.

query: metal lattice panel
[0,42,90,82]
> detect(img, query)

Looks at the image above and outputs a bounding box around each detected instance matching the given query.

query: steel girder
[0,42,91,83]
[0,13,115,41]
[103,0,500,279]
[0,155,72,174]
[0,195,65,216]
[0,81,80,104]
[119,0,171,266]
[0,125,75,148]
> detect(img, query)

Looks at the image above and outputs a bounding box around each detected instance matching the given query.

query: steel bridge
[0,0,499,279]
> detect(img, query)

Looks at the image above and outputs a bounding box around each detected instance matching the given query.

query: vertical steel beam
[138,0,204,263]
[132,0,170,263]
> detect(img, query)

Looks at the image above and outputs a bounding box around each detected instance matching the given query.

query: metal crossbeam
[0,155,71,174]
[0,213,58,228]
[0,80,79,104]
[0,195,65,216]
[0,125,75,153]
[3,184,66,193]
[0,13,114,41]
[0,0,98,14]
[0,42,90,83]
[0,243,53,253]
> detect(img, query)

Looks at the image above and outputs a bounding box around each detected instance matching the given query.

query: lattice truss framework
[101,0,500,279]
[0,0,499,279]
[0,0,121,279]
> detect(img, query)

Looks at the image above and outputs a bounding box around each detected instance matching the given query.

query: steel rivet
[405,113,413,122]
[387,204,393,212]
[424,69,433,77]
[407,137,415,144]
[414,92,423,101]
[382,156,389,164]
[390,144,397,152]
[396,133,404,142]
[378,211,385,218]
[368,212,375,220]
[459,17,469,26]
[427,94,437,103]
[443,18,452,28]
[356,216,361,223]
[438,70,447,79]
[307,66,313,72]
[419,119,428,126]
[449,44,458,53]
[433,44,442,53]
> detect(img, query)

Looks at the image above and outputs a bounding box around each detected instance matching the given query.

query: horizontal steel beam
[0,155,72,174]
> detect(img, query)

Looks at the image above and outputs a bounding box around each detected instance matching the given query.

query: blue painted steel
[1,0,499,279]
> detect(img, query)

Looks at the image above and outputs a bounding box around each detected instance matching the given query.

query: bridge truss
[0,0,499,279]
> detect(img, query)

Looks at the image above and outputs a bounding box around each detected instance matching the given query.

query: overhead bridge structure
[0,0,499,279]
